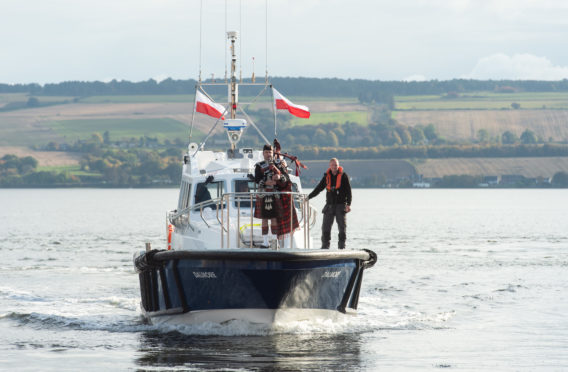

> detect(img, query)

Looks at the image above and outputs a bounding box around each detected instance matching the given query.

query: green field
[291,96,358,103]
[2,91,568,148]
[0,93,28,105]
[79,95,196,103]
[289,111,368,126]
[0,94,77,108]
[36,164,101,177]
[79,91,560,108]
[395,91,568,110]
[78,94,358,105]
[48,118,203,142]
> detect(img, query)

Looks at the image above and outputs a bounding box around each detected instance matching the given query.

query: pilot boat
[133,31,376,325]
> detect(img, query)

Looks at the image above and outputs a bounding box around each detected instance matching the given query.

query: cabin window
[178,181,192,210]
[194,181,224,206]
[233,180,255,208]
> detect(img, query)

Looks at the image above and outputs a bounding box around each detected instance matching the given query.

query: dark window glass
[195,181,224,206]
[234,180,255,208]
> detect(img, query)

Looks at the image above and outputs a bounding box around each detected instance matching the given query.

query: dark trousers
[321,204,347,249]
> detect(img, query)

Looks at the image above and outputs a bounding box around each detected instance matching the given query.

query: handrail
[199,205,210,228]
[168,191,315,250]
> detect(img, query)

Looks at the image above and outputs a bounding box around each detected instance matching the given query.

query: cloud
[403,74,428,82]
[465,53,568,80]
[152,74,170,83]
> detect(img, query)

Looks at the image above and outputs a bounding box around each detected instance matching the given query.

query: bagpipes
[272,138,308,176]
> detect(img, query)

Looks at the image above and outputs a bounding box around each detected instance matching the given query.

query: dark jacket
[254,161,272,187]
[255,159,289,187]
[308,171,352,206]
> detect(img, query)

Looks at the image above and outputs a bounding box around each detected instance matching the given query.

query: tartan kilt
[254,193,283,219]
[275,193,299,237]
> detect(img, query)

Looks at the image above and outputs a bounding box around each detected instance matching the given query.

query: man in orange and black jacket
[308,158,352,249]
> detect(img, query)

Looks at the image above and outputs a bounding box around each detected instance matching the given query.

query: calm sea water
[1,189,567,371]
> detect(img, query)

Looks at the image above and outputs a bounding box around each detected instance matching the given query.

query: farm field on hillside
[395,91,568,110]
[0,98,368,147]
[80,95,196,103]
[0,94,77,110]
[0,93,28,107]
[0,102,209,146]
[75,95,357,104]
[415,157,568,178]
[289,111,368,126]
[0,146,81,167]
[395,110,568,142]
[2,93,568,148]
[48,118,203,142]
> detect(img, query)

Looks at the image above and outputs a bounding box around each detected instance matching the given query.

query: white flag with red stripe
[195,90,226,119]
[273,88,310,118]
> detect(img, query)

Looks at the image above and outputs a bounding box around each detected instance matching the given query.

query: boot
[338,232,346,249]
[321,232,331,249]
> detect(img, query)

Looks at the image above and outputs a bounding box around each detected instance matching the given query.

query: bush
[552,171,568,187]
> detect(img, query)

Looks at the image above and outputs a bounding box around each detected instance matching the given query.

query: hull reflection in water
[137,331,363,370]
[134,249,377,324]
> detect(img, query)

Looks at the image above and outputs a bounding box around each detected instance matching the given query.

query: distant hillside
[2,78,568,185]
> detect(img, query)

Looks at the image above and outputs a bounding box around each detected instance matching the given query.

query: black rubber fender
[362,249,378,269]
[134,249,166,272]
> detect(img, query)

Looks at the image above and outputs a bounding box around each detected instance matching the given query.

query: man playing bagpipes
[272,139,300,247]
[254,144,283,247]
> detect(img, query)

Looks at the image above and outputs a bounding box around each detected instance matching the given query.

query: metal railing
[167,191,317,250]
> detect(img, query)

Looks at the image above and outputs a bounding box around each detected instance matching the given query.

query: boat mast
[228,31,238,121]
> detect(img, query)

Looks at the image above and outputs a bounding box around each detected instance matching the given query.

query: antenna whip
[198,0,203,83]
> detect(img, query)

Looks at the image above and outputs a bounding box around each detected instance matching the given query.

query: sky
[2,0,568,84]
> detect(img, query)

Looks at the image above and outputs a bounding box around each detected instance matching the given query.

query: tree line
[0,135,182,187]
[0,154,79,186]
[3,149,568,187]
[2,77,568,97]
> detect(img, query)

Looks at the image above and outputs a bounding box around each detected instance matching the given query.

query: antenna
[239,0,243,83]
[198,0,203,83]
[265,0,268,83]
[224,0,228,83]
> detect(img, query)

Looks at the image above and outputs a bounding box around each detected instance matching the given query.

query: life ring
[167,224,174,250]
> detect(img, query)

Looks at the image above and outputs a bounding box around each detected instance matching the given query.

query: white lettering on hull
[193,271,217,279]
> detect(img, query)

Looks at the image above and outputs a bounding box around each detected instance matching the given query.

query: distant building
[484,176,500,186]
[412,181,431,188]
[500,174,526,186]
[424,177,441,187]
[529,176,552,185]
[479,175,500,187]
[537,176,552,184]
